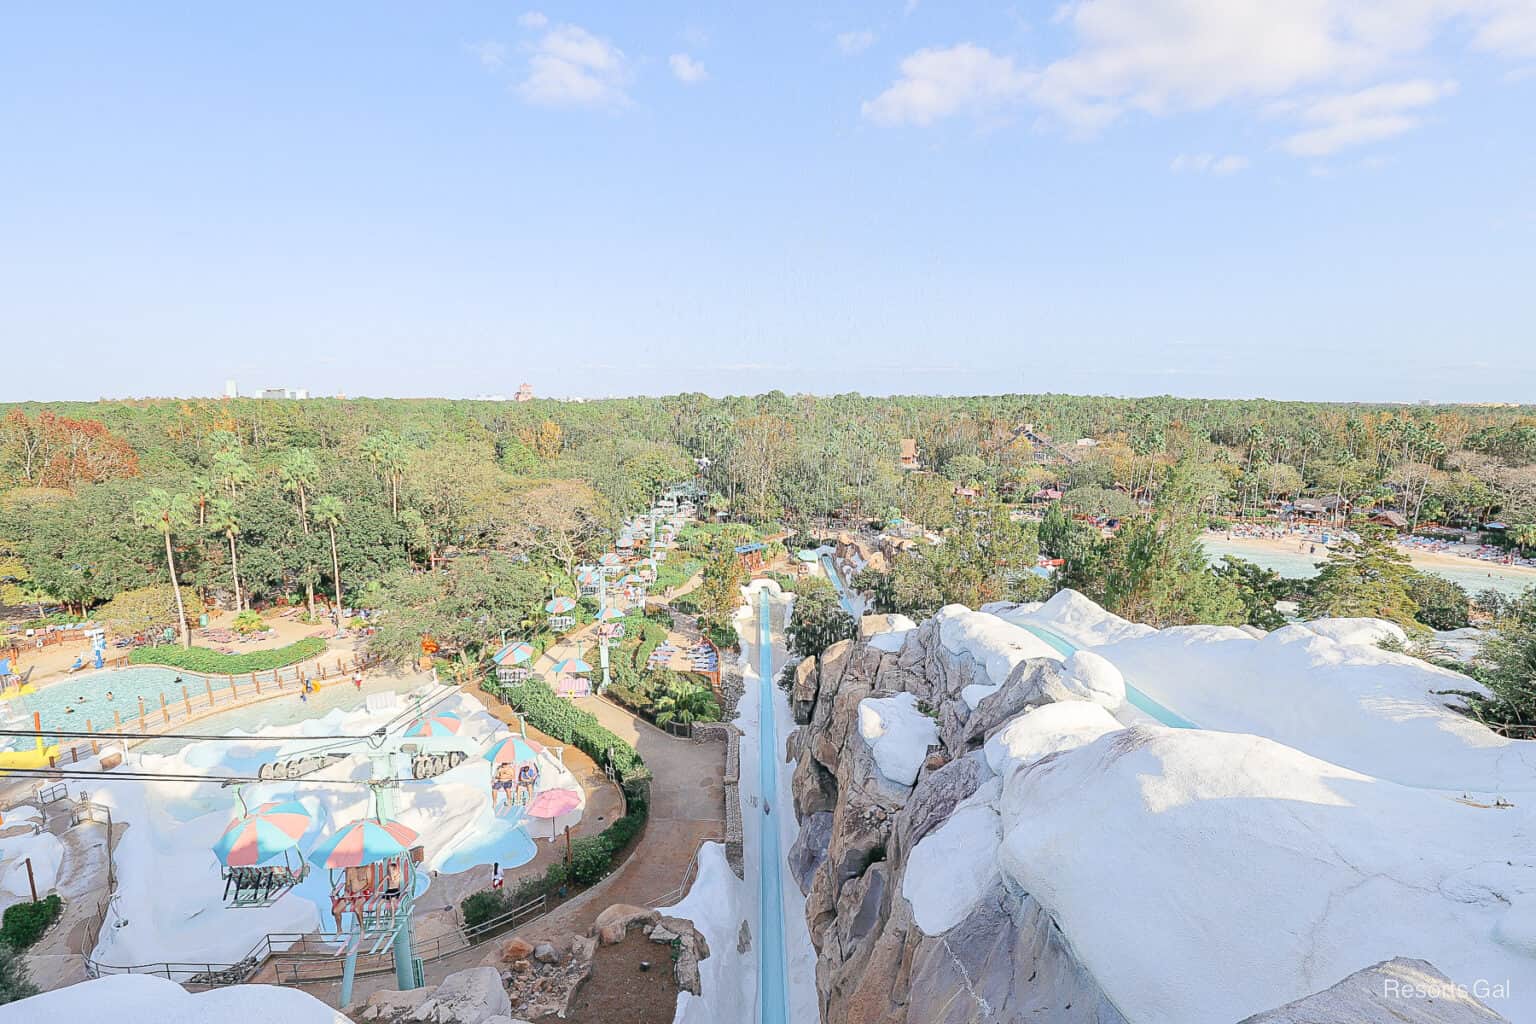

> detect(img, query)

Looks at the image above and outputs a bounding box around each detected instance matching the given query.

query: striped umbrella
[308,818,419,869]
[576,568,600,585]
[544,596,576,614]
[598,553,622,566]
[404,710,462,737]
[485,735,546,765]
[212,800,311,867]
[493,642,534,665]
[596,607,624,622]
[619,574,643,585]
[549,657,591,674]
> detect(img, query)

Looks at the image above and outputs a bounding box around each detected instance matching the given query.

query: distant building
[899,438,921,470]
[224,379,238,398]
[514,383,535,402]
[1074,438,1100,448]
[260,387,308,400]
[1369,510,1410,531]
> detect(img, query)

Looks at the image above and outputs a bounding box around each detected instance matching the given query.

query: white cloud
[518,24,630,108]
[861,44,1034,125]
[467,40,506,69]
[669,53,709,84]
[837,29,877,56]
[865,0,1531,153]
[518,11,548,30]
[1282,78,1457,155]
[1171,153,1250,174]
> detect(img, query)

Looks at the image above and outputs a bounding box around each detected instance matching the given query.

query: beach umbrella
[492,641,534,666]
[308,818,418,869]
[549,657,591,674]
[619,574,643,586]
[526,787,583,838]
[212,800,311,867]
[404,710,462,737]
[545,596,576,614]
[598,553,622,566]
[596,607,624,622]
[485,735,546,765]
[576,568,600,585]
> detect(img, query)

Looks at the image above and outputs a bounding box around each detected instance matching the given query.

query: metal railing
[648,834,725,908]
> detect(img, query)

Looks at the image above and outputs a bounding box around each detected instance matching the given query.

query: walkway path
[311,687,726,1009]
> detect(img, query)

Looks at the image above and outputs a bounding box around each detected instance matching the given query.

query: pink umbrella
[525,787,582,839]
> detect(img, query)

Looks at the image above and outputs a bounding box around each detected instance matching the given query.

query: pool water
[1201,537,1536,598]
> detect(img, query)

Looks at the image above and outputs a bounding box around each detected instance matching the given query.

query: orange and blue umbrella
[212,800,311,867]
[545,596,576,614]
[550,657,591,674]
[404,710,462,737]
[596,607,624,622]
[308,818,419,869]
[598,553,622,566]
[492,642,534,666]
[485,735,545,765]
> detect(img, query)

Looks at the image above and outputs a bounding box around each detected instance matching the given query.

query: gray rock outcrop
[1238,957,1510,1023]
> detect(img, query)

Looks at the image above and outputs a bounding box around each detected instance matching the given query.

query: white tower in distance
[224,379,238,398]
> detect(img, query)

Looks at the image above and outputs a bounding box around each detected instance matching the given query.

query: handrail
[648,833,725,908]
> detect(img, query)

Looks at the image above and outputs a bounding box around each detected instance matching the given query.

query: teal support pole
[392,906,415,990]
[340,925,360,1007]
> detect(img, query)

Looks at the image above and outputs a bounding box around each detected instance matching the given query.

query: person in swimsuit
[492,761,517,811]
[516,761,539,804]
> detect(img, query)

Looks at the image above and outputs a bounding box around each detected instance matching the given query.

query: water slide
[754,591,790,1024]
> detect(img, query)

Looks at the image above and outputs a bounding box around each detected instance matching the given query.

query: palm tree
[212,449,253,501]
[210,498,244,611]
[280,448,321,617]
[313,495,346,627]
[188,475,216,527]
[653,681,720,727]
[133,488,194,648]
[1511,524,1536,558]
[361,432,408,518]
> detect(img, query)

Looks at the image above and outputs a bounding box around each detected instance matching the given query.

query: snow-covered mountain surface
[0,974,347,1023]
[787,592,1529,1024]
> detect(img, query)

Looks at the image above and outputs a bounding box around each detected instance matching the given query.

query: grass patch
[128,636,326,674]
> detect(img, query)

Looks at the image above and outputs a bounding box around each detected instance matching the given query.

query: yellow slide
[0,744,61,772]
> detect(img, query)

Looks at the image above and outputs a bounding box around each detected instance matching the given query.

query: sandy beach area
[1208,533,1536,581]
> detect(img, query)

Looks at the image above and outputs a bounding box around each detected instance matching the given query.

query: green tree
[361,431,409,518]
[132,488,193,647]
[209,498,243,610]
[695,551,746,637]
[313,494,346,626]
[787,576,856,658]
[96,584,179,636]
[0,940,37,1005]
[654,680,720,726]
[279,447,321,616]
[1300,527,1421,630]
[1212,556,1288,630]
[1405,572,1470,631]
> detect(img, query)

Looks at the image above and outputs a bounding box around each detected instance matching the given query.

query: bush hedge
[482,677,646,780]
[128,636,326,674]
[1,896,62,950]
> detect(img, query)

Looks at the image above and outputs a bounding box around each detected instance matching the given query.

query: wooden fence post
[229,677,238,701]
[160,692,169,725]
[87,719,98,755]
[254,673,261,695]
[137,697,146,732]
[182,685,192,717]
[113,710,121,731]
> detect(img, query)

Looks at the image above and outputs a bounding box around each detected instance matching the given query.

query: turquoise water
[757,593,789,1024]
[437,807,538,874]
[1201,537,1536,599]
[1017,622,1200,730]
[3,665,186,744]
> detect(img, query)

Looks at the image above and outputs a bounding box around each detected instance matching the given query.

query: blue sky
[2,2,1534,403]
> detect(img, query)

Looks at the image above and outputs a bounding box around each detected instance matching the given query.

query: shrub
[569,836,612,886]
[1407,572,1471,631]
[0,941,37,1006]
[483,677,646,780]
[231,610,265,635]
[0,895,62,950]
[128,636,325,675]
[461,889,507,929]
